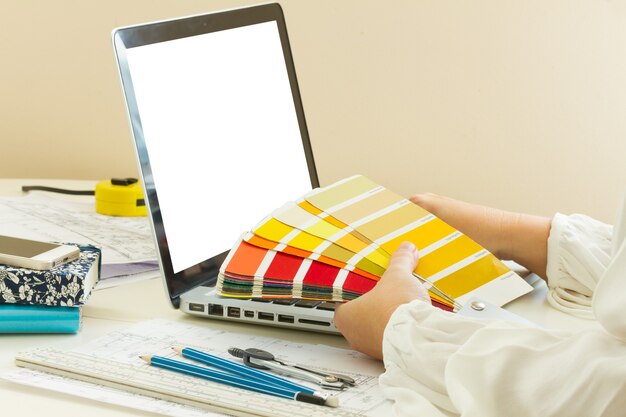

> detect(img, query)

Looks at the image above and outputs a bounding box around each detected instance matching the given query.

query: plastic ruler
[15,347,361,417]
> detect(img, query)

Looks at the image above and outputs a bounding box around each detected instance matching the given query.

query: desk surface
[0,179,601,417]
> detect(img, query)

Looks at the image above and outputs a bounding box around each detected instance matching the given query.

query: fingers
[409,192,445,213]
[385,241,419,274]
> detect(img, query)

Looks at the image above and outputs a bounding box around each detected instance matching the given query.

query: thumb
[385,242,419,274]
[386,242,431,303]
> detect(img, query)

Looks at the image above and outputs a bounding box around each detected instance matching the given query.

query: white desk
[0,179,601,416]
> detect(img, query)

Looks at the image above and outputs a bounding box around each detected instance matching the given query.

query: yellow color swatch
[287,229,325,251]
[254,218,293,242]
[432,255,511,299]
[271,204,390,269]
[253,217,386,277]
[416,235,483,278]
[380,217,456,254]
[331,188,404,224]
[246,233,312,260]
[306,175,379,211]
[356,202,430,242]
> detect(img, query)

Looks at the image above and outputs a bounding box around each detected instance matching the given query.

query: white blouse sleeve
[380,300,626,417]
[545,213,613,318]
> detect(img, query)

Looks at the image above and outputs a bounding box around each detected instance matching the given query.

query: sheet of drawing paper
[304,175,533,306]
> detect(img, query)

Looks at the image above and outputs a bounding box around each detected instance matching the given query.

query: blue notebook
[0,304,81,333]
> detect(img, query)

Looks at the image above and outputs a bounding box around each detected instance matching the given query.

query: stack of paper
[0,193,158,289]
[217,175,532,309]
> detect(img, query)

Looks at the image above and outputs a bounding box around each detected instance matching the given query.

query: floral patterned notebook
[0,245,100,307]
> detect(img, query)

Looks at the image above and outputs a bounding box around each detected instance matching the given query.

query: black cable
[21,185,95,196]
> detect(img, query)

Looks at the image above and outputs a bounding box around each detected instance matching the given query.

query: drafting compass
[228,347,356,390]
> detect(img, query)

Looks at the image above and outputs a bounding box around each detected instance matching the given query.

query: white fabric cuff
[546,212,613,319]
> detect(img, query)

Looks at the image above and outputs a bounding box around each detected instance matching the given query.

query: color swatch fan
[217,175,532,310]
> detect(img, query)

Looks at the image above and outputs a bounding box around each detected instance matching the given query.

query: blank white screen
[125,21,312,273]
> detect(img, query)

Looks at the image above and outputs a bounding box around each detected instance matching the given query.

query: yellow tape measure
[95,178,147,217]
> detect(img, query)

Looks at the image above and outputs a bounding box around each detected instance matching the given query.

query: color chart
[217,175,532,309]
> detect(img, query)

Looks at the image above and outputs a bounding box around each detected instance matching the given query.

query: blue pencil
[172,346,314,394]
[140,355,337,407]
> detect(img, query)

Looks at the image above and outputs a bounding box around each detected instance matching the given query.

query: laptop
[112,3,340,333]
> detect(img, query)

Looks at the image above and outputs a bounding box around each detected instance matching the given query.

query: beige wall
[1,1,625,223]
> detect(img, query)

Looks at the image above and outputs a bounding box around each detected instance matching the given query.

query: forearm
[503,212,551,279]
[410,193,551,279]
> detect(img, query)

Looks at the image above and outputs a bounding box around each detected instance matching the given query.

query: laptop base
[181,286,340,334]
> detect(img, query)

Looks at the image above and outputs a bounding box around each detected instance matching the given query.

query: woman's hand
[334,193,552,359]
[334,242,430,360]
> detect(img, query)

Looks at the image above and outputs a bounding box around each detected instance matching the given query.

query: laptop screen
[113,4,318,306]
